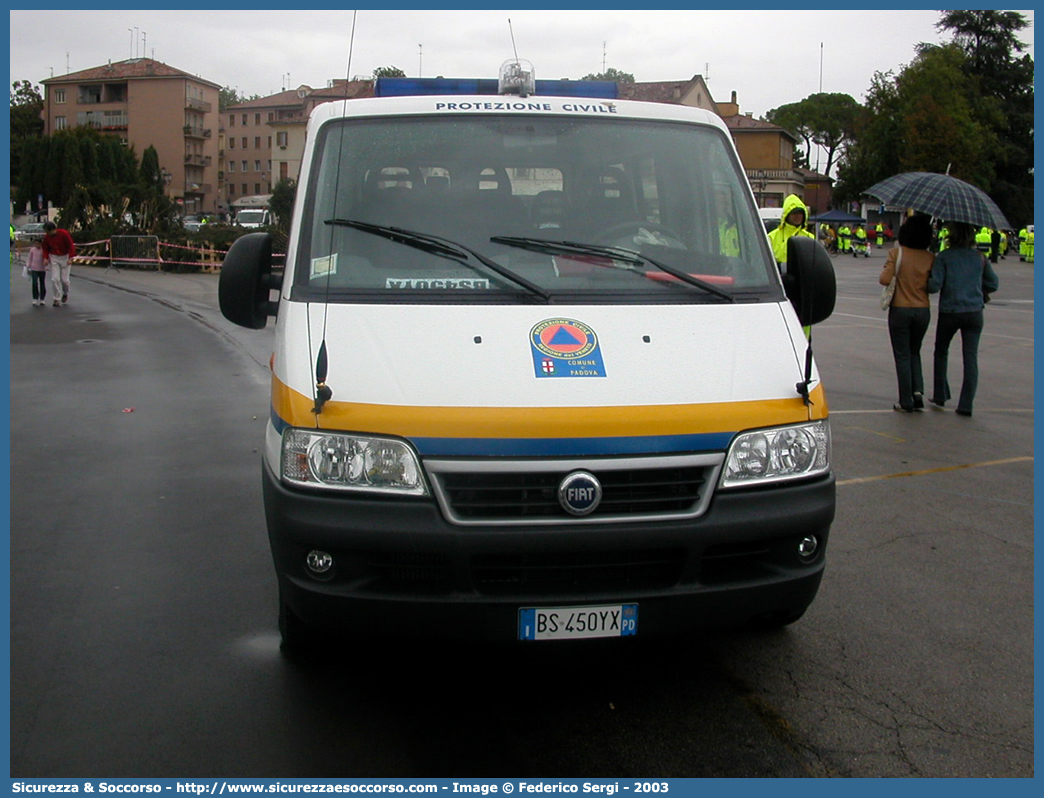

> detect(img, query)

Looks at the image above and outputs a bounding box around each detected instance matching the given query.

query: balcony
[745,168,805,182]
[183,127,213,139]
[184,153,213,167]
[78,111,128,130]
[185,97,213,113]
[184,183,214,195]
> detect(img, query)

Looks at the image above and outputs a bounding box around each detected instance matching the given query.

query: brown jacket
[879,245,934,308]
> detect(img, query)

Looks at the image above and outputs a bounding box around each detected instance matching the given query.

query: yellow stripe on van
[271,376,827,439]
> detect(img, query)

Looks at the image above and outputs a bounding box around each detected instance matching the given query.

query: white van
[220,64,837,647]
[758,206,784,232]
[235,208,271,229]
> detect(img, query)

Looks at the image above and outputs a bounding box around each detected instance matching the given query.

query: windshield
[295,113,780,303]
[237,210,266,223]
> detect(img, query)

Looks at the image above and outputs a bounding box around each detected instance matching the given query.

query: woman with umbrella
[865,172,1009,417]
[927,222,1000,417]
[879,214,935,412]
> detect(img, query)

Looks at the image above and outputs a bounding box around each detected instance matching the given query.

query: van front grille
[425,454,723,526]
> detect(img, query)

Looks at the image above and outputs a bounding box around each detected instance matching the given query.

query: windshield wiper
[491,236,735,303]
[326,219,551,302]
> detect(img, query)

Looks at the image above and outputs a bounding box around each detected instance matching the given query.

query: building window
[229,115,235,126]
[255,137,261,149]
[228,161,235,172]
[276,131,288,147]
[242,114,247,125]
[268,112,274,122]
[241,137,247,149]
[255,113,261,125]
[228,138,235,149]
[54,89,66,104]
[78,85,102,104]
[242,160,248,172]
[254,160,261,172]
[242,184,248,195]
[255,183,262,195]
[54,116,67,130]
[267,136,272,148]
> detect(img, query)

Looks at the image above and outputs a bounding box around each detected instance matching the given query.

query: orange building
[41,58,221,216]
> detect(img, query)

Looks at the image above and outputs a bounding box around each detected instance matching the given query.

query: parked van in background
[231,193,274,229]
[235,208,271,228]
[219,61,837,648]
[759,207,784,232]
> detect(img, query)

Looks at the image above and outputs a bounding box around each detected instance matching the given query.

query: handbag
[880,246,902,310]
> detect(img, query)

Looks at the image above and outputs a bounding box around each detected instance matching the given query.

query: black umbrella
[864,172,1011,230]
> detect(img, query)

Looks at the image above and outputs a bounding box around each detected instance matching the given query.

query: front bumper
[262,459,835,641]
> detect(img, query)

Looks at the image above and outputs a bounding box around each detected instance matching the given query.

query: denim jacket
[928,247,1000,313]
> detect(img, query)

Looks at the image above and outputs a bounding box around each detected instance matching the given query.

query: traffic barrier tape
[66,238,285,269]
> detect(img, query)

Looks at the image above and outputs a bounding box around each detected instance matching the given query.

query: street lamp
[754,170,767,208]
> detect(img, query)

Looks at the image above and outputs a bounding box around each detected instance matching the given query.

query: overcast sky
[9,8,1035,119]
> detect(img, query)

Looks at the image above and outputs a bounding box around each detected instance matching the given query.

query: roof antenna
[311,9,357,416]
[509,19,520,64]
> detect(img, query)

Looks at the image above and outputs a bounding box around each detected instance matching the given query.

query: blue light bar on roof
[375,77,618,100]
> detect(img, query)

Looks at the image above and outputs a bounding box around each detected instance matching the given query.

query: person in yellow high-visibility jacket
[875,222,884,247]
[838,224,851,252]
[1026,227,1034,263]
[719,218,740,258]
[766,194,815,266]
[975,226,993,256]
[1018,227,1028,260]
[767,194,815,338]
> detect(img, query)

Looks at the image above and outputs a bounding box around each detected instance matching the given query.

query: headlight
[720,420,830,488]
[281,428,428,496]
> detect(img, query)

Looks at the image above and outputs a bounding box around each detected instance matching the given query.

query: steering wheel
[594,220,687,249]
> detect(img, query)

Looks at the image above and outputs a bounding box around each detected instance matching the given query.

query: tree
[220,86,261,111]
[10,80,44,184]
[269,178,297,235]
[765,93,861,177]
[935,10,1034,226]
[834,45,997,207]
[140,145,165,194]
[835,11,1032,226]
[372,66,406,79]
[581,67,635,83]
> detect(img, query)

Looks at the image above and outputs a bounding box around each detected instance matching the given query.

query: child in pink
[26,239,49,306]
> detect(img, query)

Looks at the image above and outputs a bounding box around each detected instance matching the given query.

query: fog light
[798,535,819,560]
[306,550,334,574]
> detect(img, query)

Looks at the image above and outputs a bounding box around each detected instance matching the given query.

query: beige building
[40,58,222,216]
[221,80,373,213]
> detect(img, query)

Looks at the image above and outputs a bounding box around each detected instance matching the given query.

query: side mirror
[783,236,836,326]
[219,232,281,329]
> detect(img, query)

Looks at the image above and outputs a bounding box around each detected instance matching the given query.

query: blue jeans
[932,310,984,413]
[30,270,47,301]
[888,306,930,410]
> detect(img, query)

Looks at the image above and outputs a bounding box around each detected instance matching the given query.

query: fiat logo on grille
[558,471,603,516]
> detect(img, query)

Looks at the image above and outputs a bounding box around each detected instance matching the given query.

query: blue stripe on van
[409,432,734,457]
[272,406,734,456]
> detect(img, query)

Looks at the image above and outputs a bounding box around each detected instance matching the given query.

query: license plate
[518,604,638,641]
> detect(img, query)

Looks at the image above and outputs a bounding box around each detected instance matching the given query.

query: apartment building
[221,80,373,212]
[40,58,222,216]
